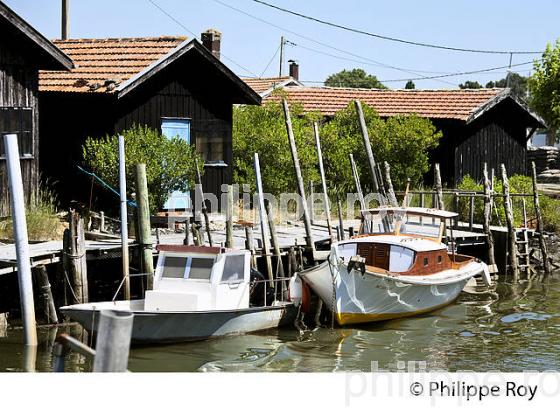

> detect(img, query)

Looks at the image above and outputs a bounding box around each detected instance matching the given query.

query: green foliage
[459,81,483,89]
[233,100,442,198]
[232,101,320,195]
[82,124,200,212]
[456,174,560,232]
[0,185,62,241]
[325,68,387,89]
[405,80,416,89]
[485,72,528,99]
[529,39,560,139]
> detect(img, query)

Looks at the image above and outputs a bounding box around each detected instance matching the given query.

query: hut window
[437,255,443,264]
[0,107,33,158]
[423,257,429,267]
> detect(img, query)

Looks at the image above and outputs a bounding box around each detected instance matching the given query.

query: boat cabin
[144,245,251,312]
[342,207,472,275]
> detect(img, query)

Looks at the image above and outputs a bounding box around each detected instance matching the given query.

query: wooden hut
[0,1,72,215]
[262,86,544,185]
[38,32,260,209]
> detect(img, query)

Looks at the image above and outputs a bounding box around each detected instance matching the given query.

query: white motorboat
[61,245,297,344]
[299,207,491,325]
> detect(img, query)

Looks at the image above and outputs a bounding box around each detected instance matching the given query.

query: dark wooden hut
[39,32,260,209]
[262,86,544,185]
[0,1,72,215]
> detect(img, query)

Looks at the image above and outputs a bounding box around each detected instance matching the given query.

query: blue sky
[5,0,559,88]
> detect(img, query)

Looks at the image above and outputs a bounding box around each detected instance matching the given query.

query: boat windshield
[362,209,445,240]
[161,255,215,281]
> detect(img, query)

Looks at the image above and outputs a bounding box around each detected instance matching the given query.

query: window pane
[188,257,214,280]
[222,255,245,282]
[389,246,415,272]
[162,256,187,278]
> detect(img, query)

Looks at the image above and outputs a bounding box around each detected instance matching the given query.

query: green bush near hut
[82,124,202,213]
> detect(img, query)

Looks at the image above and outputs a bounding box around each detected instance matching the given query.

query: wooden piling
[195,158,213,246]
[3,134,37,345]
[183,218,190,245]
[266,202,286,294]
[93,310,133,372]
[383,161,399,207]
[434,163,445,211]
[63,210,89,303]
[469,196,475,231]
[501,164,519,282]
[337,197,346,241]
[354,100,381,195]
[226,185,234,248]
[33,265,58,324]
[117,135,130,300]
[135,164,154,290]
[245,226,257,269]
[482,163,497,273]
[313,122,333,238]
[282,100,315,251]
[531,162,551,278]
[349,154,366,210]
[100,211,105,232]
[254,153,274,285]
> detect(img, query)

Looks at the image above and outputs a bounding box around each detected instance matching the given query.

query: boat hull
[300,259,485,325]
[60,301,296,344]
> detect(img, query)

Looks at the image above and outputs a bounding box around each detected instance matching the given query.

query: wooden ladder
[514,228,531,274]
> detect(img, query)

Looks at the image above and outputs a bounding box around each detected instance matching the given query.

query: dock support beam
[225,185,234,248]
[501,164,519,282]
[254,153,274,285]
[195,158,213,246]
[434,163,445,211]
[383,161,399,207]
[313,122,333,239]
[118,135,130,300]
[135,164,154,290]
[354,100,381,197]
[482,163,497,273]
[531,162,551,278]
[33,265,58,324]
[63,210,88,303]
[3,134,37,345]
[349,154,366,210]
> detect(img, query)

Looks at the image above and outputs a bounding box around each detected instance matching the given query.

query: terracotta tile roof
[39,36,186,93]
[266,87,505,121]
[242,76,300,95]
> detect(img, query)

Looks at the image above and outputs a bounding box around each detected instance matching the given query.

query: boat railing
[112,272,151,302]
[251,276,292,305]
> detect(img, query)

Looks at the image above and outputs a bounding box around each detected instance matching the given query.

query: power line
[211,0,458,86]
[251,0,544,55]
[259,43,281,77]
[146,0,258,76]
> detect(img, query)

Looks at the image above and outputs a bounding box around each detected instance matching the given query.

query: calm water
[1,277,559,372]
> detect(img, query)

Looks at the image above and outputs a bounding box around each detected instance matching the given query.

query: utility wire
[146,0,258,76]
[211,0,457,86]
[259,43,282,77]
[251,0,544,55]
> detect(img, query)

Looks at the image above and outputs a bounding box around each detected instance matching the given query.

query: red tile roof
[266,87,505,121]
[242,76,299,94]
[39,36,186,93]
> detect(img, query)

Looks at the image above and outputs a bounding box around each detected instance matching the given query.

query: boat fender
[289,275,303,307]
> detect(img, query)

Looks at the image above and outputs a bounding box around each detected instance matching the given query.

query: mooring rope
[75,164,138,208]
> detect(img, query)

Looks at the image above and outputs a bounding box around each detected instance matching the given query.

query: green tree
[485,72,528,99]
[405,80,416,89]
[529,39,560,144]
[232,101,320,195]
[325,68,387,89]
[459,80,483,89]
[83,124,201,213]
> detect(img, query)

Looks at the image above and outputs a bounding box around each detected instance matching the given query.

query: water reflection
[1,277,559,372]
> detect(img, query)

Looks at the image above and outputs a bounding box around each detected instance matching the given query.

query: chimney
[289,60,299,80]
[201,29,221,60]
[61,0,69,40]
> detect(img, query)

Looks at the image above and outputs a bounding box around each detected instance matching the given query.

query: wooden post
[245,226,257,269]
[3,134,37,345]
[353,100,381,196]
[384,161,399,207]
[349,154,366,210]
[225,185,234,248]
[135,164,154,290]
[0,313,6,336]
[183,218,190,245]
[308,181,315,225]
[195,158,213,246]
[482,163,497,273]
[531,161,551,278]
[92,310,133,372]
[118,135,130,300]
[337,197,345,241]
[191,224,200,246]
[254,153,274,285]
[434,163,445,211]
[469,195,475,231]
[63,210,88,303]
[100,211,105,232]
[266,202,286,295]
[282,99,315,252]
[33,265,58,324]
[313,122,333,238]
[501,164,519,282]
